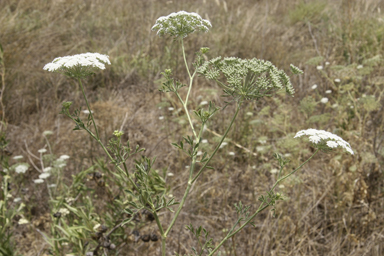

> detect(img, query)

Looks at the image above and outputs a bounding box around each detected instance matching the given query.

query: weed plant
[0,0,383,255]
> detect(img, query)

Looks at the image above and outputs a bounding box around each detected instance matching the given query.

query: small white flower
[48,184,57,188]
[325,90,332,94]
[57,163,66,168]
[93,224,101,231]
[294,128,354,154]
[43,167,52,172]
[334,78,341,83]
[332,103,338,108]
[43,130,54,136]
[350,105,354,109]
[168,107,174,111]
[228,152,235,156]
[38,148,47,153]
[320,97,328,104]
[167,172,174,176]
[196,151,203,156]
[18,218,29,225]
[39,173,51,179]
[311,84,318,90]
[3,168,8,173]
[15,165,28,174]
[82,110,93,114]
[185,165,190,169]
[284,153,291,158]
[316,66,323,70]
[246,112,253,116]
[60,155,70,160]
[59,208,70,216]
[201,139,208,144]
[326,141,338,148]
[357,65,363,69]
[219,142,228,148]
[159,116,164,120]
[200,101,208,106]
[325,62,330,65]
[33,179,44,184]
[270,168,278,174]
[278,184,285,189]
[256,146,265,152]
[13,197,22,203]
[13,155,23,160]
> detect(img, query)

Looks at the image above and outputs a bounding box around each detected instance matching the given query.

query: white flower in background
[93,224,101,231]
[58,208,70,216]
[13,155,23,160]
[311,84,318,90]
[325,90,332,94]
[82,110,93,114]
[320,97,328,104]
[168,107,174,111]
[33,179,44,184]
[228,152,235,156]
[316,66,323,70]
[43,130,53,136]
[332,103,338,108]
[196,151,203,156]
[334,78,341,83]
[18,218,29,225]
[152,11,212,38]
[57,163,66,168]
[219,142,228,148]
[13,197,22,203]
[167,172,174,176]
[43,53,111,79]
[325,61,330,65]
[38,148,47,153]
[202,139,208,144]
[15,165,28,174]
[246,112,253,116]
[3,168,8,173]
[357,65,363,69]
[200,101,208,106]
[185,165,190,169]
[43,167,52,172]
[159,116,164,120]
[39,173,51,179]
[270,168,278,174]
[294,129,354,154]
[48,184,57,188]
[60,155,70,160]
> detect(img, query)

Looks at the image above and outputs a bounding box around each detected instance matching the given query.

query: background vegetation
[0,0,383,255]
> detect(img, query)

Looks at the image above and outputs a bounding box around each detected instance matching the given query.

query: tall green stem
[78,79,100,140]
[192,103,241,183]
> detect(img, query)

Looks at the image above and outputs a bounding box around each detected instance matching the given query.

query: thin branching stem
[192,103,241,183]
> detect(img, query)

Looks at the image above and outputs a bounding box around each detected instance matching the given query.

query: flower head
[198,57,295,101]
[294,129,354,154]
[13,155,23,160]
[33,179,44,184]
[43,52,110,79]
[15,164,28,174]
[38,148,47,153]
[320,97,329,104]
[60,155,70,160]
[39,173,51,179]
[152,11,212,38]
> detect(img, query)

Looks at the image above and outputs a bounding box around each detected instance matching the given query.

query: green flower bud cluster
[198,57,296,102]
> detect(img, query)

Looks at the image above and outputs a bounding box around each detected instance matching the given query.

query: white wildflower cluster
[152,11,212,38]
[43,53,110,79]
[15,164,28,174]
[294,129,354,155]
[198,57,296,100]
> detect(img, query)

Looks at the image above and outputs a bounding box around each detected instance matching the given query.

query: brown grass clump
[1,0,384,255]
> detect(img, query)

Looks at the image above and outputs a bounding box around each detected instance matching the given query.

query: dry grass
[1,0,384,255]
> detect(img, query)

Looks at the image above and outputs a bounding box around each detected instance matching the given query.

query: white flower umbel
[33,179,44,184]
[15,164,28,174]
[152,11,212,38]
[38,148,47,153]
[60,155,70,160]
[43,52,110,79]
[13,155,23,160]
[320,97,328,104]
[39,173,51,179]
[294,129,354,154]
